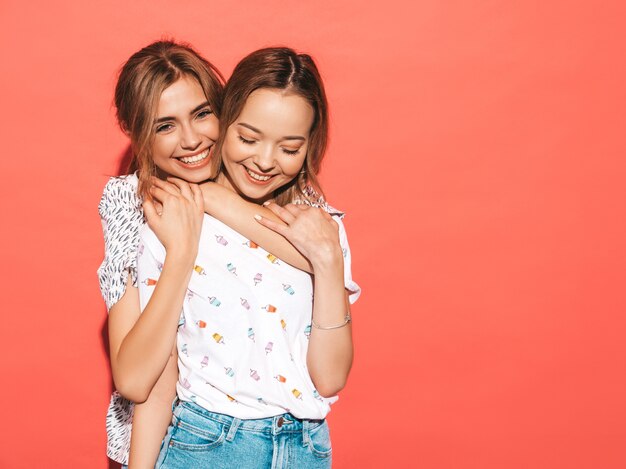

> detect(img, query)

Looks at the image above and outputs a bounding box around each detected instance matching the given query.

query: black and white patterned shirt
[97,173,143,465]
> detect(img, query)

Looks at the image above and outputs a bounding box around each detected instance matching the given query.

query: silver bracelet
[311,313,352,330]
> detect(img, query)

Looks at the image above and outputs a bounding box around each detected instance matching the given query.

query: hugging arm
[200,181,312,273]
[109,179,203,403]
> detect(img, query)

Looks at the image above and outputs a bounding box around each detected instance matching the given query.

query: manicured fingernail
[262,201,271,206]
[254,214,262,221]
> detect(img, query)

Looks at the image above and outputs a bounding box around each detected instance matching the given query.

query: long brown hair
[212,47,329,206]
[114,40,224,197]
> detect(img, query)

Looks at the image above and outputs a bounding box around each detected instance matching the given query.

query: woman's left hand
[255,203,342,267]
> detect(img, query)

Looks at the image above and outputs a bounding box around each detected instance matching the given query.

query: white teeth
[179,149,209,164]
[245,167,271,181]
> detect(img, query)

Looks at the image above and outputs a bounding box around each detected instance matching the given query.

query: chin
[172,168,214,183]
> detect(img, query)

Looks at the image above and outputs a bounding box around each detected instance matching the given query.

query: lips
[174,146,212,168]
[243,166,274,185]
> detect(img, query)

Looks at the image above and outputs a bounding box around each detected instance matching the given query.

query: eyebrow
[237,122,306,141]
[154,101,211,124]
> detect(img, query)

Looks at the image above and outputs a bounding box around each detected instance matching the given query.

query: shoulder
[97,174,144,310]
[294,184,345,219]
[98,173,144,258]
[99,173,141,219]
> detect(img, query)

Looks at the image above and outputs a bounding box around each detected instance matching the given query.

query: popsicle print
[194,265,206,275]
[263,304,277,313]
[241,298,251,310]
[253,273,263,285]
[226,263,237,276]
[142,278,157,286]
[208,296,221,307]
[250,369,261,381]
[200,356,209,368]
[212,332,225,344]
[282,283,295,295]
[215,235,228,246]
[266,253,280,264]
[247,327,255,342]
[265,341,274,354]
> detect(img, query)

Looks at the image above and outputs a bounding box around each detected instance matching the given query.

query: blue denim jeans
[156,400,332,468]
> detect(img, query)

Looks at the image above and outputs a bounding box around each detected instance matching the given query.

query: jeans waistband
[174,400,324,437]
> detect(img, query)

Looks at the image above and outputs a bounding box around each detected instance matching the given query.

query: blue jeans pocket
[306,420,332,458]
[168,409,226,452]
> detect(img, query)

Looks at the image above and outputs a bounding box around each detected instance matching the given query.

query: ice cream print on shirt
[137,212,360,421]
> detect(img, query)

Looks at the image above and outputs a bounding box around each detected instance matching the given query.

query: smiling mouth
[175,147,211,166]
[244,166,274,183]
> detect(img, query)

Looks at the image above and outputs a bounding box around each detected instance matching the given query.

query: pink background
[0,1,625,468]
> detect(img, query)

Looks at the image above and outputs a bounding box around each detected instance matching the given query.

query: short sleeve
[97,175,144,311]
[333,216,361,304]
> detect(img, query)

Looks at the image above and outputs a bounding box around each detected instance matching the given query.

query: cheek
[199,115,219,140]
[223,136,249,164]
[151,136,174,162]
[281,154,307,177]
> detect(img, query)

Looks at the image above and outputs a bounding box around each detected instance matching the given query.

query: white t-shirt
[138,211,360,420]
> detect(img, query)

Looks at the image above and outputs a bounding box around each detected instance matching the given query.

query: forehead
[157,76,206,115]
[237,88,314,137]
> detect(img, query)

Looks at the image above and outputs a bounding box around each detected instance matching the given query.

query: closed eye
[238,135,256,145]
[282,148,301,156]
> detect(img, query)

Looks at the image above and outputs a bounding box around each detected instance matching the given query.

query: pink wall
[0,1,624,468]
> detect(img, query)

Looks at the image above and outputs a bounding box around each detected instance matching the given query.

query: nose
[180,123,201,151]
[253,144,275,172]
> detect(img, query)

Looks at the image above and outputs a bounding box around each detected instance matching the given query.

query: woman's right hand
[142,176,204,260]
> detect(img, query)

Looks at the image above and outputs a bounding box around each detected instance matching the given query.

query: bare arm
[256,204,353,397]
[110,179,203,402]
[127,348,178,469]
[199,181,312,273]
